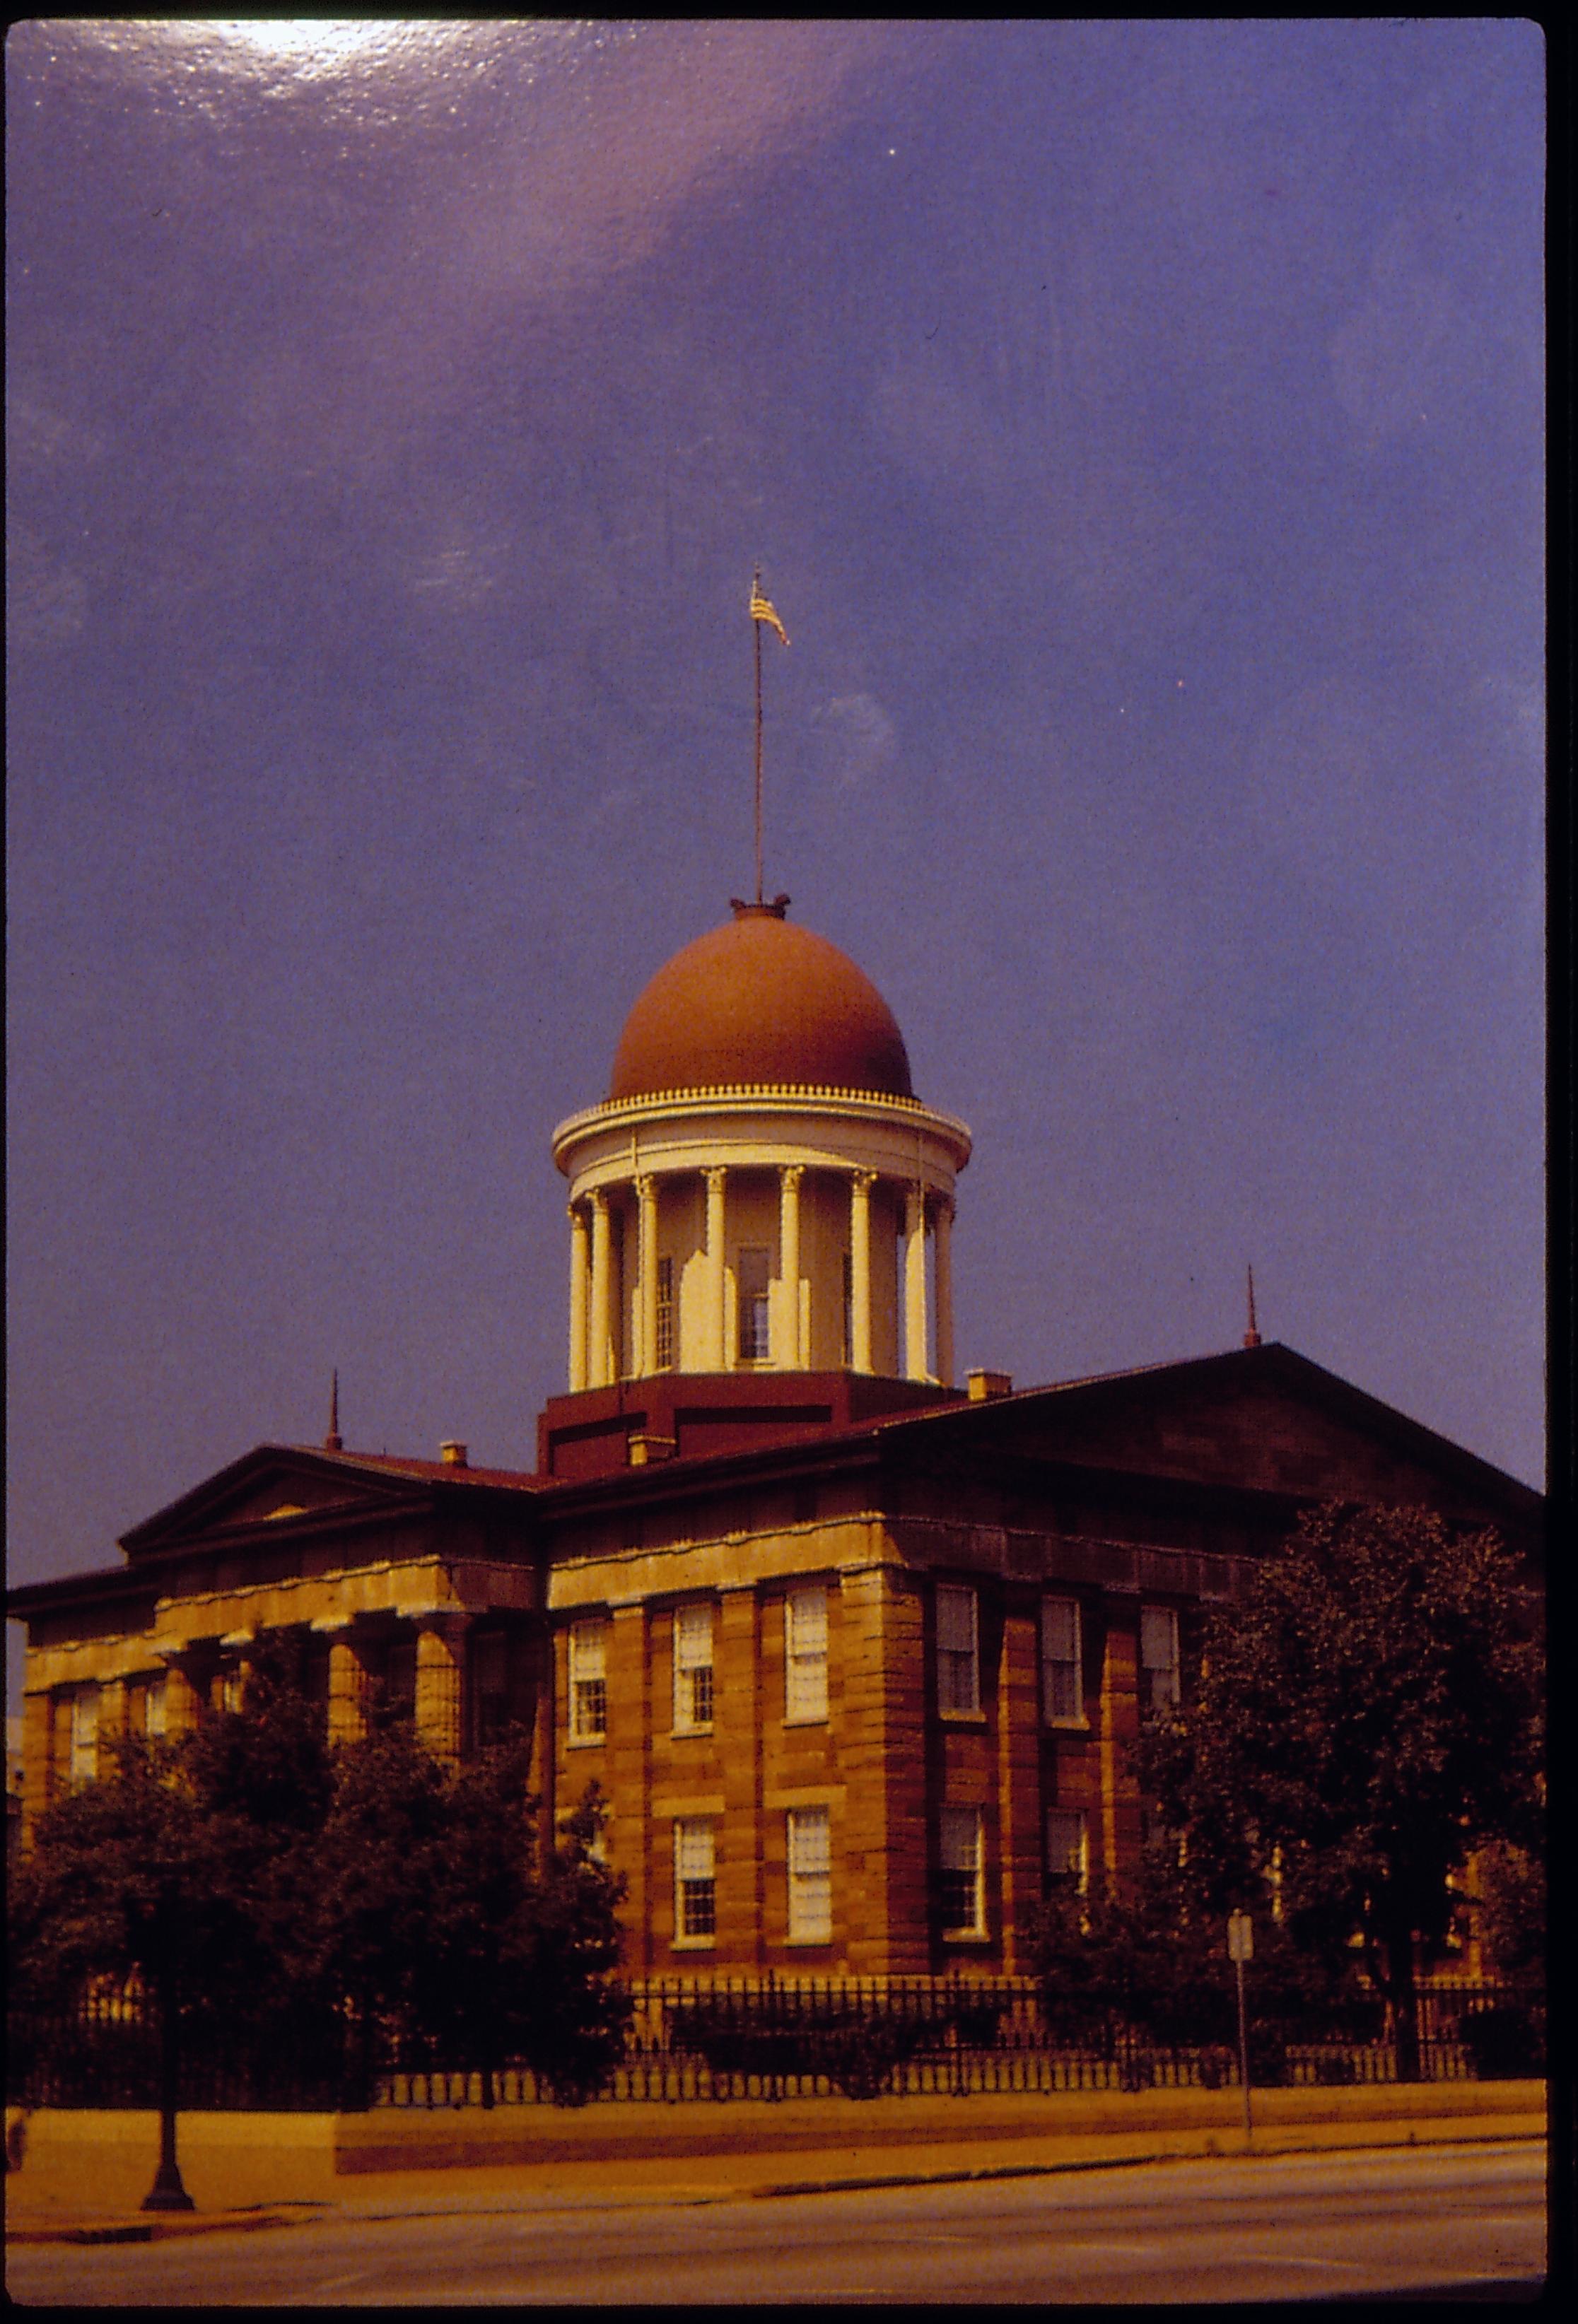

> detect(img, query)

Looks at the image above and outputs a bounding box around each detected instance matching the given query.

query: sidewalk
[5,2082,1545,2245]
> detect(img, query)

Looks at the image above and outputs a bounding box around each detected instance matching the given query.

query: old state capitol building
[8,897,1541,1975]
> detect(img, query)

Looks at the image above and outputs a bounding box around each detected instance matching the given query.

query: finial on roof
[325,1368,343,1452]
[1244,1265,1262,1350]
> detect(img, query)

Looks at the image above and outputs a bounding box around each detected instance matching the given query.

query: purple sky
[7,21,1545,1689]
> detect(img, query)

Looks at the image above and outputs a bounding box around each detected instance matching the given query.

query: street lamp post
[141,1873,194,2213]
[1227,1911,1253,2149]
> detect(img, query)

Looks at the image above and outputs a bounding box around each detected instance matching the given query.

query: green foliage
[669,1994,935,2099]
[9,1660,630,2106]
[311,1723,630,2103]
[1454,1997,1545,2079]
[1135,1501,1542,2069]
[9,1638,336,2025]
[8,1736,214,2012]
[1022,1832,1370,2058]
[1471,1841,1546,1983]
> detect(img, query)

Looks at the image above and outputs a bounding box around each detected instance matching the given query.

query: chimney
[966,1368,1013,1402]
[629,1431,677,1467]
[440,1440,469,1469]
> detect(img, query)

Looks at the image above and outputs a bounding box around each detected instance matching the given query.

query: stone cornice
[552,1082,972,1171]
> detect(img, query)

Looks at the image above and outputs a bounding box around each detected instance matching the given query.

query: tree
[1021,1826,1373,2081]
[1138,1502,1543,2079]
[309,1718,629,2104]
[8,1639,335,2030]
[1471,1840,1545,1983]
[8,1640,343,2196]
[11,1653,632,2118]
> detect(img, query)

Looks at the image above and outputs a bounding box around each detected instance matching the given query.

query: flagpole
[753,575,764,907]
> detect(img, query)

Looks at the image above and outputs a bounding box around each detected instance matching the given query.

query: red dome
[609,906,913,1102]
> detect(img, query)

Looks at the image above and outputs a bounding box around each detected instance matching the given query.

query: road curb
[5,2206,326,2247]
[747,2125,1546,2202]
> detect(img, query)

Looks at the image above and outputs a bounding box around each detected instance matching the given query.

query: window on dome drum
[673,1603,715,1732]
[569,1621,608,1742]
[784,1586,829,1723]
[938,1804,985,1937]
[1140,1605,1180,1710]
[1046,1808,1089,1897]
[611,1212,626,1377]
[1041,1596,1084,1724]
[787,1806,832,1942]
[655,1255,674,1371]
[69,1685,100,1789]
[936,1584,980,1715]
[841,1251,853,1363]
[737,1245,771,1361]
[674,1818,716,1942]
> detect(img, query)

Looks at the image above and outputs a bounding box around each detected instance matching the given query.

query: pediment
[931,1346,1541,1539]
[120,1446,430,1560]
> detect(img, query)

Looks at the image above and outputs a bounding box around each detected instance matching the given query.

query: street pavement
[4,2139,1547,2305]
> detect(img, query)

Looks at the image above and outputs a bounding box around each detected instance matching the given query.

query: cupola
[551,902,971,1396]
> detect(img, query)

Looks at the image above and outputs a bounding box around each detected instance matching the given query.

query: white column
[904,1183,930,1382]
[703,1166,728,1371]
[934,1195,955,1388]
[778,1164,803,1368]
[589,1188,614,1388]
[568,1204,590,1391]
[637,1175,659,1380]
[849,1171,875,1375]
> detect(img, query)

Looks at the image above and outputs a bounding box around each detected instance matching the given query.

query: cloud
[1330,214,1466,443]
[8,387,104,474]
[407,522,508,609]
[6,523,88,647]
[132,21,956,471]
[813,693,896,790]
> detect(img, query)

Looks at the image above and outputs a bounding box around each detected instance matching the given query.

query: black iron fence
[7,1975,1545,2113]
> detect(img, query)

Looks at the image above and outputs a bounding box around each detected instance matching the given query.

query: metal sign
[1227,1911,1253,1963]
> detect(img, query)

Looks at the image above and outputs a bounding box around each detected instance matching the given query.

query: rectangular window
[144,1675,167,1740]
[221,1666,244,1715]
[936,1584,979,1715]
[386,1640,417,1721]
[939,1804,984,1937]
[784,1587,829,1723]
[69,1686,100,1788]
[472,1631,510,1746]
[1140,1604,1180,1710]
[655,1255,674,1371]
[569,1621,609,1742]
[737,1245,771,1361]
[674,1818,716,1941]
[673,1603,715,1732]
[1041,1596,1084,1724]
[1045,1808,1089,1896]
[786,1805,832,1942]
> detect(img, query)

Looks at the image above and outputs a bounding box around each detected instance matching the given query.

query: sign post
[1227,1911,1253,2147]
